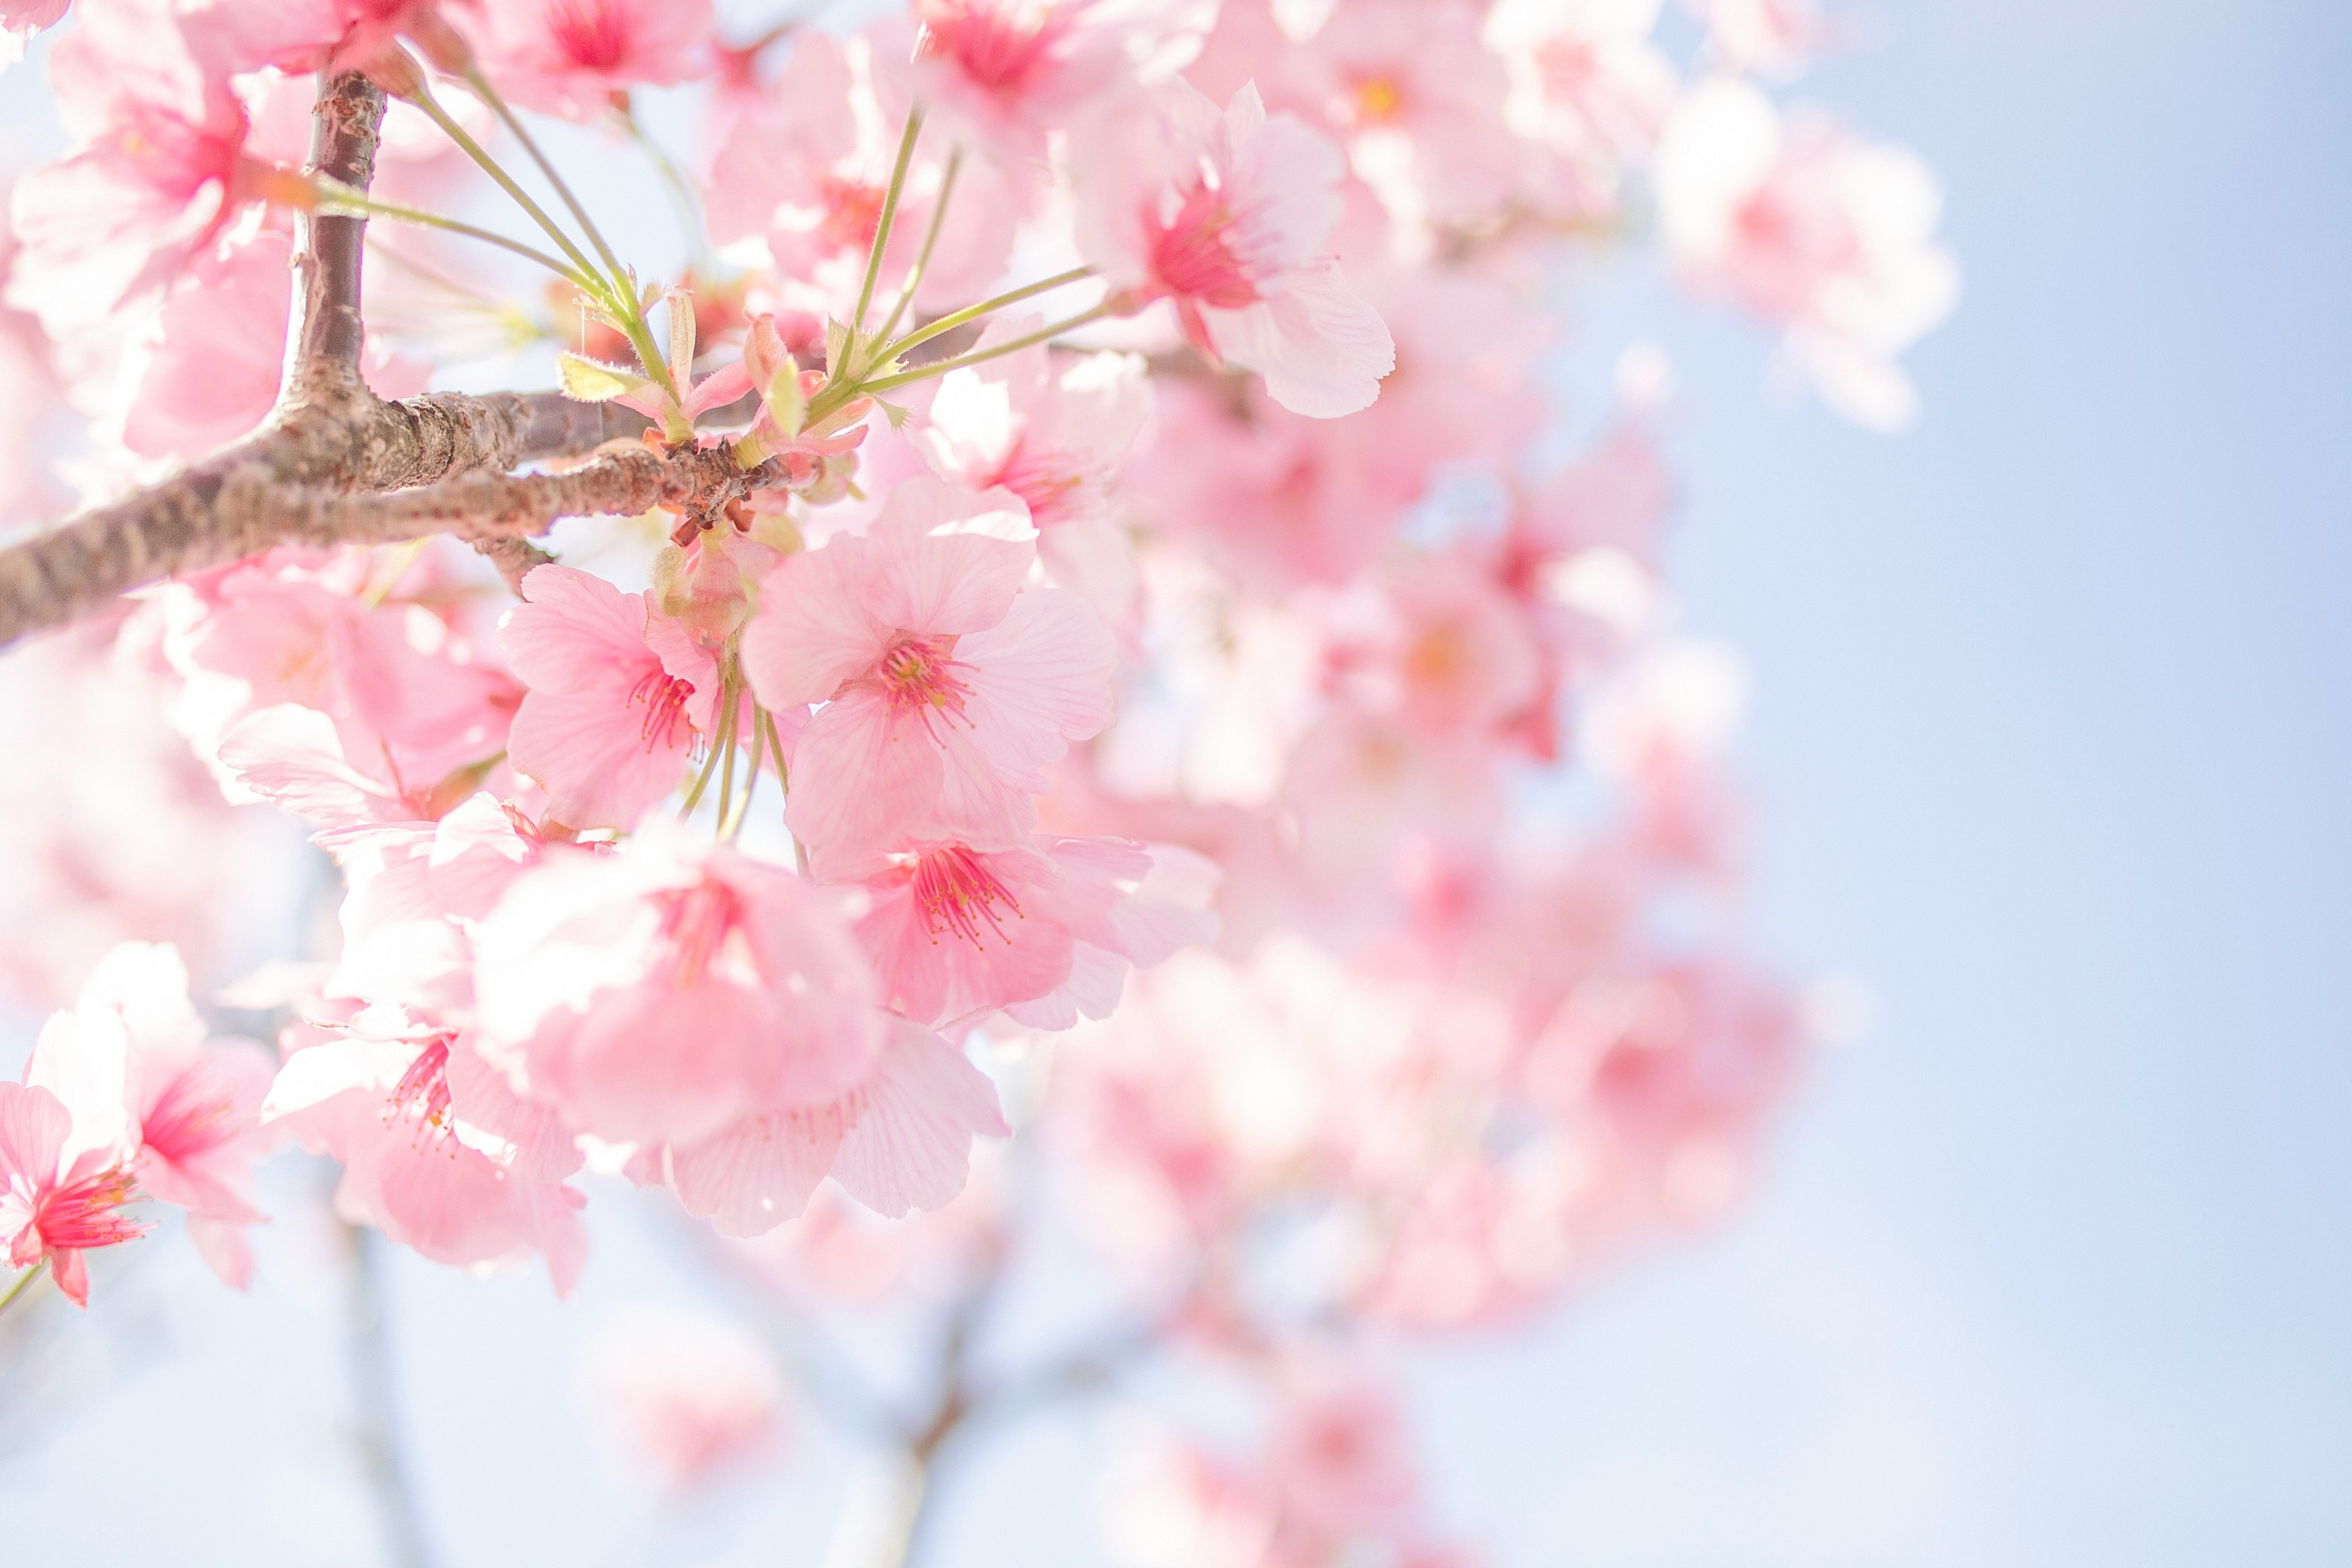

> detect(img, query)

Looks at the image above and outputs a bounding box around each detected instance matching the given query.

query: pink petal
[500,565,658,697]
[667,1110,842,1237]
[830,1023,1007,1218]
[957,587,1119,774]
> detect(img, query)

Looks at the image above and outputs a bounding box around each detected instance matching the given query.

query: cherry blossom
[577,1303,787,1488]
[0,0,1951,1548]
[500,563,721,831]
[465,0,713,119]
[24,942,274,1286]
[0,1080,147,1308]
[1654,77,1958,427]
[1072,78,1394,417]
[472,827,885,1149]
[740,476,1118,878]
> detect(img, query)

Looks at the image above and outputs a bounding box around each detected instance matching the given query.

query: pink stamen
[1150,182,1262,308]
[141,1070,240,1168]
[988,436,1084,529]
[21,1164,148,1262]
[629,667,696,752]
[911,846,1024,948]
[876,637,975,724]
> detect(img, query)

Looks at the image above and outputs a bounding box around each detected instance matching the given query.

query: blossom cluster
[0,0,1946,1555]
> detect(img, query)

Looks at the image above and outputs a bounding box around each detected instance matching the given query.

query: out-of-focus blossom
[577,1303,786,1489]
[5,0,283,335]
[25,942,274,1287]
[896,0,1216,160]
[1073,79,1393,418]
[1654,77,1958,427]
[705,30,1018,317]
[465,0,713,119]
[472,828,884,1150]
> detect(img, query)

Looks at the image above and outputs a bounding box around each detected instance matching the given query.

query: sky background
[4,0,2350,1563]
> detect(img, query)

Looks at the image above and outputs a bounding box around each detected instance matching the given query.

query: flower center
[1351,74,1406,124]
[911,846,1024,948]
[629,667,695,751]
[876,636,973,719]
[27,1164,147,1258]
[387,1036,455,1137]
[819,176,887,253]
[1150,182,1262,308]
[547,0,632,72]
[988,436,1086,529]
[655,878,749,989]
[142,1071,240,1168]
[917,0,1073,93]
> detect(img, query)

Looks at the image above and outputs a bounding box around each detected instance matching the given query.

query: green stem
[859,303,1114,397]
[724,702,767,839]
[621,102,713,269]
[449,69,681,404]
[715,695,741,825]
[0,1260,44,1318]
[679,664,741,817]
[764,709,791,796]
[316,182,596,290]
[850,105,926,356]
[463,65,633,294]
[406,84,607,292]
[873,146,960,351]
[878,265,1095,365]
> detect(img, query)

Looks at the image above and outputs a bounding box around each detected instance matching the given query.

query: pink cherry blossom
[1264,1374,1419,1539]
[189,0,443,75]
[5,0,280,335]
[500,564,724,831]
[577,1303,786,1489]
[1654,77,1958,427]
[472,828,885,1148]
[465,0,713,119]
[159,543,522,798]
[265,1009,589,1291]
[891,0,1215,160]
[1,0,69,67]
[849,834,1216,1030]
[1072,79,1393,418]
[0,1081,149,1309]
[917,317,1153,616]
[740,476,1117,879]
[0,619,262,1010]
[664,1015,1006,1233]
[1485,0,1678,213]
[1294,0,1523,230]
[704,31,1018,318]
[25,942,275,1288]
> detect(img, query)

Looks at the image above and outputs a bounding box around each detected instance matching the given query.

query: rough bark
[0,71,728,651]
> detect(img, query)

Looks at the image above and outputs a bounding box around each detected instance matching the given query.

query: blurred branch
[342,1222,437,1568]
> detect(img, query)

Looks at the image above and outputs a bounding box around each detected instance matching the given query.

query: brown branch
[0,71,677,649]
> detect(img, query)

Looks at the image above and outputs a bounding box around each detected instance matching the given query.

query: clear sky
[3,2,2349,1564]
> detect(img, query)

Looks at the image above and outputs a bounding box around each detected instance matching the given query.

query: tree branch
[0,69,675,649]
